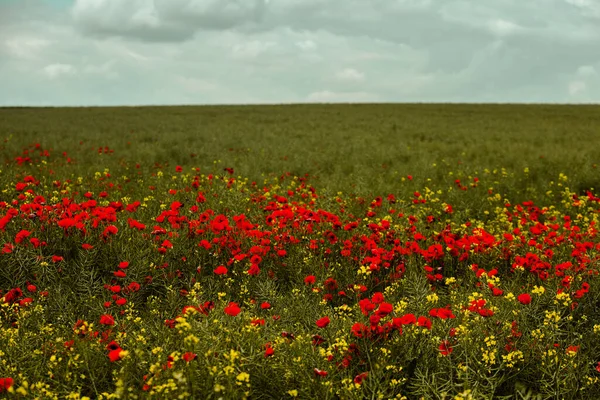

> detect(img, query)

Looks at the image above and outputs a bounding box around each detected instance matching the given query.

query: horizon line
[2,101,600,109]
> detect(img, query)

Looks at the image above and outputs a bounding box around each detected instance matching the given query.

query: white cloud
[488,19,523,37]
[565,0,600,18]
[161,0,267,26]
[4,36,51,59]
[568,80,586,95]
[296,40,316,51]
[335,68,365,82]
[577,65,596,77]
[307,90,378,102]
[83,60,118,79]
[130,5,161,28]
[566,0,591,5]
[42,63,76,79]
[175,76,219,93]
[231,40,276,59]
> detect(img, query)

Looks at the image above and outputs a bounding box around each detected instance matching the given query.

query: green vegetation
[0,104,599,399]
[3,104,600,198]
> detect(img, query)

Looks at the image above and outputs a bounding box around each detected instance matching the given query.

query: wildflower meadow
[1,104,600,399]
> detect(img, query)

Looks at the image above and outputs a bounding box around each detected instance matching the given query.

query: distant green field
[2,104,599,198]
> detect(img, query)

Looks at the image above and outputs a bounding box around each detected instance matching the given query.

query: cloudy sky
[1,0,599,106]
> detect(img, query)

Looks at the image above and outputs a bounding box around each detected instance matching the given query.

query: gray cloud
[157,0,267,30]
[1,0,599,105]
[71,0,194,42]
[71,0,268,42]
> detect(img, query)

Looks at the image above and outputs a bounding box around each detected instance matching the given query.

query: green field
[3,104,600,197]
[1,104,600,399]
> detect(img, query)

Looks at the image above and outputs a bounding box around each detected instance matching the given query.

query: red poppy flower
[478,309,494,317]
[152,226,167,235]
[316,316,330,328]
[264,344,274,357]
[375,302,394,318]
[304,275,316,285]
[439,340,453,356]
[19,297,33,306]
[566,345,579,355]
[312,334,325,346]
[400,313,417,325]
[224,302,241,316]
[164,319,176,329]
[323,278,338,291]
[517,293,532,305]
[15,229,31,244]
[214,265,228,275]
[260,302,271,309]
[359,299,376,316]
[314,368,328,377]
[247,264,260,276]
[429,307,456,320]
[417,316,432,330]
[354,372,368,385]
[182,352,197,362]
[102,225,118,237]
[127,218,146,230]
[108,285,121,293]
[371,292,384,304]
[113,270,126,278]
[99,314,115,326]
[2,243,14,254]
[0,377,14,392]
[108,348,124,362]
[106,341,120,351]
[369,315,381,326]
[351,322,367,338]
[198,301,214,315]
[3,287,22,304]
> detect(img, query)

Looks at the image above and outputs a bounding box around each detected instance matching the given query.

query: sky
[1,0,600,106]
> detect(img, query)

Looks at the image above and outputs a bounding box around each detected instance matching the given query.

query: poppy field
[1,104,600,399]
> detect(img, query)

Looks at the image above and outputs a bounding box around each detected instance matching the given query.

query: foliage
[0,104,599,399]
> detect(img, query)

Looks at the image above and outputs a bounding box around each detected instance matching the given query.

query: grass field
[1,104,600,399]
